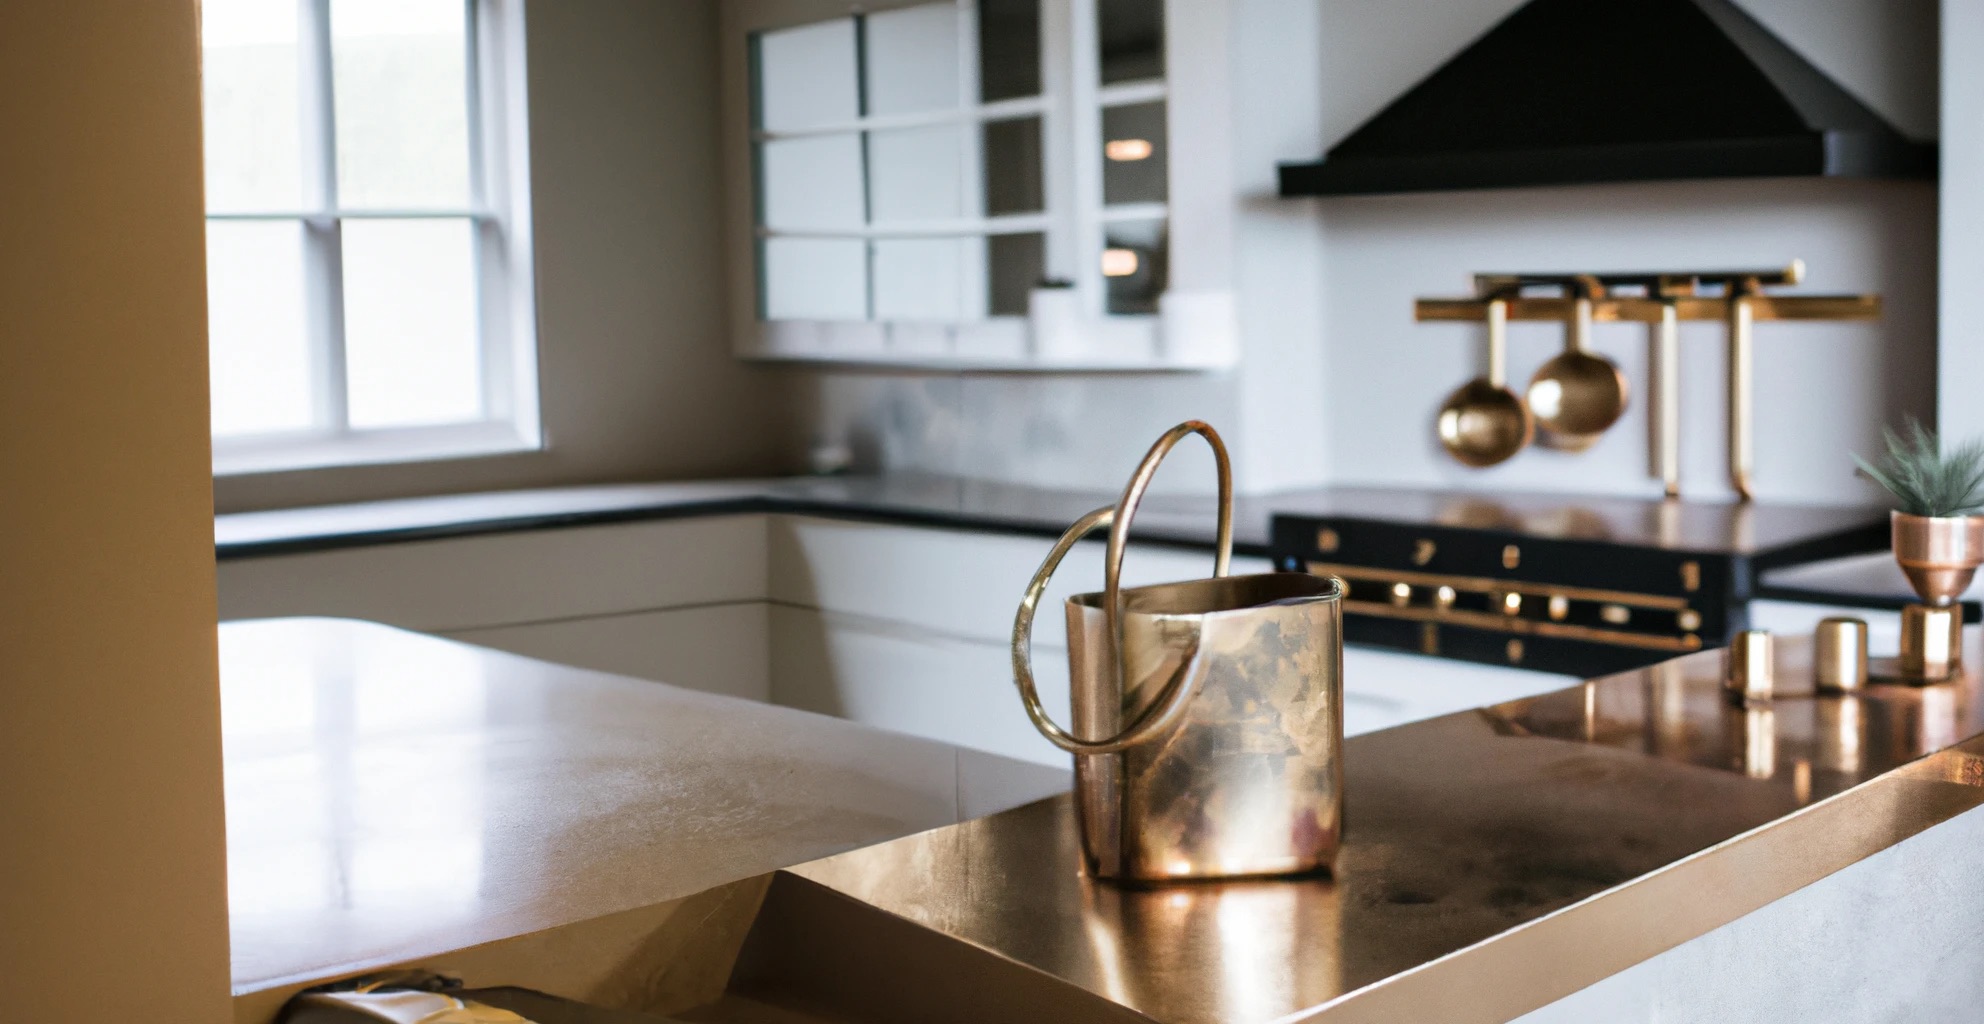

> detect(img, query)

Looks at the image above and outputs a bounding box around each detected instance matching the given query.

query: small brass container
[1725,630,1773,705]
[1813,617,1869,693]
[1900,604,1961,682]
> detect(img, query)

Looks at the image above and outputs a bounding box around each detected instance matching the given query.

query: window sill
[212,421,542,477]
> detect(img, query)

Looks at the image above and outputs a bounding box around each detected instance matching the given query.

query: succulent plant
[1852,419,1984,518]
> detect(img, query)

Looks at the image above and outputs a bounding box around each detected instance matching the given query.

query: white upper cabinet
[719,0,1237,370]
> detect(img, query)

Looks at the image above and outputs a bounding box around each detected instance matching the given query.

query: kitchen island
[225,617,1984,1023]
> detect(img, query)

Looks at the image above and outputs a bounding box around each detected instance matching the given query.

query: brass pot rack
[1414,260,1883,501]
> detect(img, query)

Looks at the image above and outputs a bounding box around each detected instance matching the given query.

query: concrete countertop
[220,618,1067,1017]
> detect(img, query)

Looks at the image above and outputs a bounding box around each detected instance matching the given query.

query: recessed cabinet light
[1106,138,1154,161]
[1101,248,1140,277]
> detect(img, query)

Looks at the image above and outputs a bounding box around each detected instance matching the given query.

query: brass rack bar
[1415,294,1879,324]
[1471,260,1804,297]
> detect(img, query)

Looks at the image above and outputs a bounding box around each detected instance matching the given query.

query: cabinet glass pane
[874,238,971,320]
[868,125,964,225]
[760,134,867,230]
[983,117,1044,216]
[979,0,1041,101]
[764,237,869,321]
[864,3,960,117]
[987,232,1046,316]
[1101,101,1167,204]
[342,218,482,428]
[206,221,315,436]
[756,18,860,131]
[1102,219,1166,315]
[202,0,305,212]
[1098,0,1164,84]
[331,0,471,208]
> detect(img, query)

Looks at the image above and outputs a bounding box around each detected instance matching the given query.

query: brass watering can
[1011,421,1345,883]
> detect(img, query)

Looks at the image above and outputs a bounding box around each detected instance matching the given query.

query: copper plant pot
[1892,511,1984,606]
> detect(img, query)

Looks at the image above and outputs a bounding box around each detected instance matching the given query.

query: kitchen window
[201,0,538,475]
[722,0,1234,369]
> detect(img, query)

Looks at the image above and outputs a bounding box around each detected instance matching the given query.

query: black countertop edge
[215,491,1267,562]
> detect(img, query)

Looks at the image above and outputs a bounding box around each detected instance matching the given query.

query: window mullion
[298,0,349,434]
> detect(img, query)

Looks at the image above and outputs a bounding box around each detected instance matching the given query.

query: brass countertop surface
[759,632,1984,1024]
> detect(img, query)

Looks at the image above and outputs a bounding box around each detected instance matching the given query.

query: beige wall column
[0,2,233,1021]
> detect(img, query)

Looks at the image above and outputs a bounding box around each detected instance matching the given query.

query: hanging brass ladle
[1437,298,1532,467]
[1527,292,1629,450]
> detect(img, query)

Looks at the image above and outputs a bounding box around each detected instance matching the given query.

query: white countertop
[221,618,1063,997]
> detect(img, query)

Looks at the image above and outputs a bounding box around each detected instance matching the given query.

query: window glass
[331,0,470,209]
[987,232,1046,316]
[864,4,960,117]
[756,18,860,131]
[978,0,1041,102]
[1103,219,1167,315]
[341,218,482,428]
[1101,101,1167,204]
[202,0,305,211]
[207,221,316,436]
[982,116,1045,216]
[760,134,868,230]
[873,238,971,320]
[868,125,965,224]
[1098,0,1164,84]
[763,238,870,320]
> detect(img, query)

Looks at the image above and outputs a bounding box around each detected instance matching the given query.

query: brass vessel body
[1527,296,1628,450]
[1813,617,1869,693]
[1066,573,1345,882]
[1900,604,1962,682]
[1892,511,1984,606]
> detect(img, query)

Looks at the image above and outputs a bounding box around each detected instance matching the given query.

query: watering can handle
[1009,422,1235,755]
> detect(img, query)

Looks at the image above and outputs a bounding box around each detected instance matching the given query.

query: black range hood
[1279,0,1936,197]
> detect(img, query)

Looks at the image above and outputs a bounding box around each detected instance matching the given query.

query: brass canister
[1012,422,1345,883]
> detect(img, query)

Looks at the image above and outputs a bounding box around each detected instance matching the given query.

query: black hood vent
[1279,0,1935,196]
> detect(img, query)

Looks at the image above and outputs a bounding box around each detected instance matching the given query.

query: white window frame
[208,0,540,476]
[719,0,1237,371]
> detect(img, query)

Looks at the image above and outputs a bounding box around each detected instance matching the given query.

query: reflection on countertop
[221,617,1066,998]
[722,630,1984,1024]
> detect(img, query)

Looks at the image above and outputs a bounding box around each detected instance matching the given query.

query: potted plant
[1853,420,1984,607]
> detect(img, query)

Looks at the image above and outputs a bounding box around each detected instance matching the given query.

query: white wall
[0,1,233,1019]
[216,0,791,514]
[1942,0,1983,445]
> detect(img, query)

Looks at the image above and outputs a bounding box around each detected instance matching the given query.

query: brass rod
[1472,260,1803,297]
[1651,302,1680,496]
[1729,292,1756,501]
[1415,294,1879,324]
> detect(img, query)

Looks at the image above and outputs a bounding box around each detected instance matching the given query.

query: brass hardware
[1547,594,1570,620]
[1472,261,1805,296]
[1677,609,1702,631]
[1412,538,1437,565]
[1437,298,1532,467]
[1506,638,1525,663]
[1727,289,1756,500]
[1599,603,1631,625]
[1725,630,1774,705]
[1420,622,1439,655]
[1501,591,1523,615]
[1435,585,1457,609]
[1390,581,1413,606]
[1315,527,1340,553]
[1339,599,1704,652]
[1650,301,1681,496]
[1416,294,1879,325]
[1011,421,1344,882]
[1502,544,1521,569]
[1813,617,1869,693]
[1680,560,1701,592]
[1307,560,1690,611]
[1898,604,1961,683]
[1527,295,1629,450]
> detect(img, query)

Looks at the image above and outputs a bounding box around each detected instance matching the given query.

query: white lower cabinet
[219,510,1575,767]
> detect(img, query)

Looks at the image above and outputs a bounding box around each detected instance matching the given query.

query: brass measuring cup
[1011,421,1345,883]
